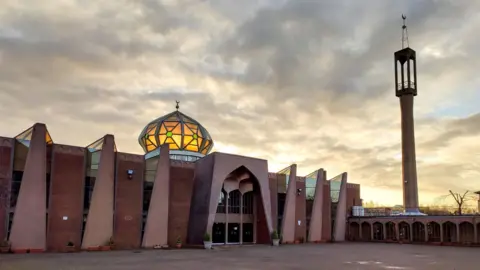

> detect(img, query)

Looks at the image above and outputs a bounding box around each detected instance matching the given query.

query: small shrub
[271,230,279,240]
[66,241,75,247]
[203,233,211,242]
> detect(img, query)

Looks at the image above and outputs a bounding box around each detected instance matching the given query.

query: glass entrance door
[212,222,225,243]
[242,223,254,243]
[227,223,240,243]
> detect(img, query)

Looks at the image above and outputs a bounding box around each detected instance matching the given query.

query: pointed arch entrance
[398,222,410,241]
[385,222,396,241]
[373,222,384,241]
[349,222,360,240]
[212,166,260,245]
[361,222,371,241]
[187,153,273,245]
[443,221,456,243]
[477,222,480,243]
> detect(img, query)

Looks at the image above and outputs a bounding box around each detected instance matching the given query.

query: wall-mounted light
[297,188,302,196]
[127,169,134,180]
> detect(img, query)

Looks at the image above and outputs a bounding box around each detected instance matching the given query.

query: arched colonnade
[348,218,480,245]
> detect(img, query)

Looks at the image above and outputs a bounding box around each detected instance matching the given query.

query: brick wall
[47,145,85,251]
[0,137,14,241]
[168,166,195,246]
[256,192,270,244]
[186,155,214,245]
[346,184,361,216]
[113,153,144,249]
[268,176,278,230]
[295,180,306,241]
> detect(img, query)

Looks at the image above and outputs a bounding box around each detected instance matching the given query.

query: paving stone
[0,243,478,270]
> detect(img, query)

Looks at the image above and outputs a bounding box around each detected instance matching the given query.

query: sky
[0,0,479,206]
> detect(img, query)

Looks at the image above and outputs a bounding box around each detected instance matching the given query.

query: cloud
[0,0,479,205]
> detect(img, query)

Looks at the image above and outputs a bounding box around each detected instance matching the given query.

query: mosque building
[0,104,361,253]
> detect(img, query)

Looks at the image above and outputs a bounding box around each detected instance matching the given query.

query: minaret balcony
[396,81,417,96]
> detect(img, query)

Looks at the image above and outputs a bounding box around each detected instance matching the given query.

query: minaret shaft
[399,94,419,212]
[395,15,420,214]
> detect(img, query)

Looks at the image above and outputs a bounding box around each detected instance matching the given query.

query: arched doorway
[361,222,371,241]
[349,222,360,240]
[373,222,384,241]
[477,222,480,243]
[398,222,410,241]
[212,166,259,245]
[459,222,474,244]
[443,222,457,243]
[385,222,396,241]
[427,222,441,242]
[412,222,425,242]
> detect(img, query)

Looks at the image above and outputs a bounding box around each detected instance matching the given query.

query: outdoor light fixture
[297,188,302,196]
[127,169,134,180]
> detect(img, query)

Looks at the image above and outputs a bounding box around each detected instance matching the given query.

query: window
[143,157,157,214]
[228,191,241,214]
[10,171,23,208]
[277,193,286,232]
[81,213,88,240]
[90,151,101,170]
[7,212,13,238]
[216,191,226,213]
[143,181,153,213]
[141,213,148,240]
[305,177,316,200]
[329,174,342,203]
[83,177,96,210]
[242,192,254,214]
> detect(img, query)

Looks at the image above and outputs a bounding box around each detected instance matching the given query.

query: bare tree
[447,190,476,215]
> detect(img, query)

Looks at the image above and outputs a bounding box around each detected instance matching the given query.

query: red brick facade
[113,153,144,250]
[322,181,332,242]
[0,138,14,242]
[268,176,279,231]
[256,193,270,244]
[1,131,363,252]
[346,183,362,213]
[295,180,306,242]
[46,145,86,251]
[168,165,195,247]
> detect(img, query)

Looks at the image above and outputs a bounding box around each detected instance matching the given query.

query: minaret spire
[175,100,180,111]
[402,14,409,49]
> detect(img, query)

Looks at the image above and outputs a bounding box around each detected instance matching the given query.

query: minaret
[394,15,420,214]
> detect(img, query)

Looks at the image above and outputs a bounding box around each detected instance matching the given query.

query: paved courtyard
[0,243,479,270]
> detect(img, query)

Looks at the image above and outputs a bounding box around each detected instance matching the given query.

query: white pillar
[240,194,243,245]
[225,193,229,244]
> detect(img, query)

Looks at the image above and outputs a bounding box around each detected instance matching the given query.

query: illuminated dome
[138,104,214,161]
